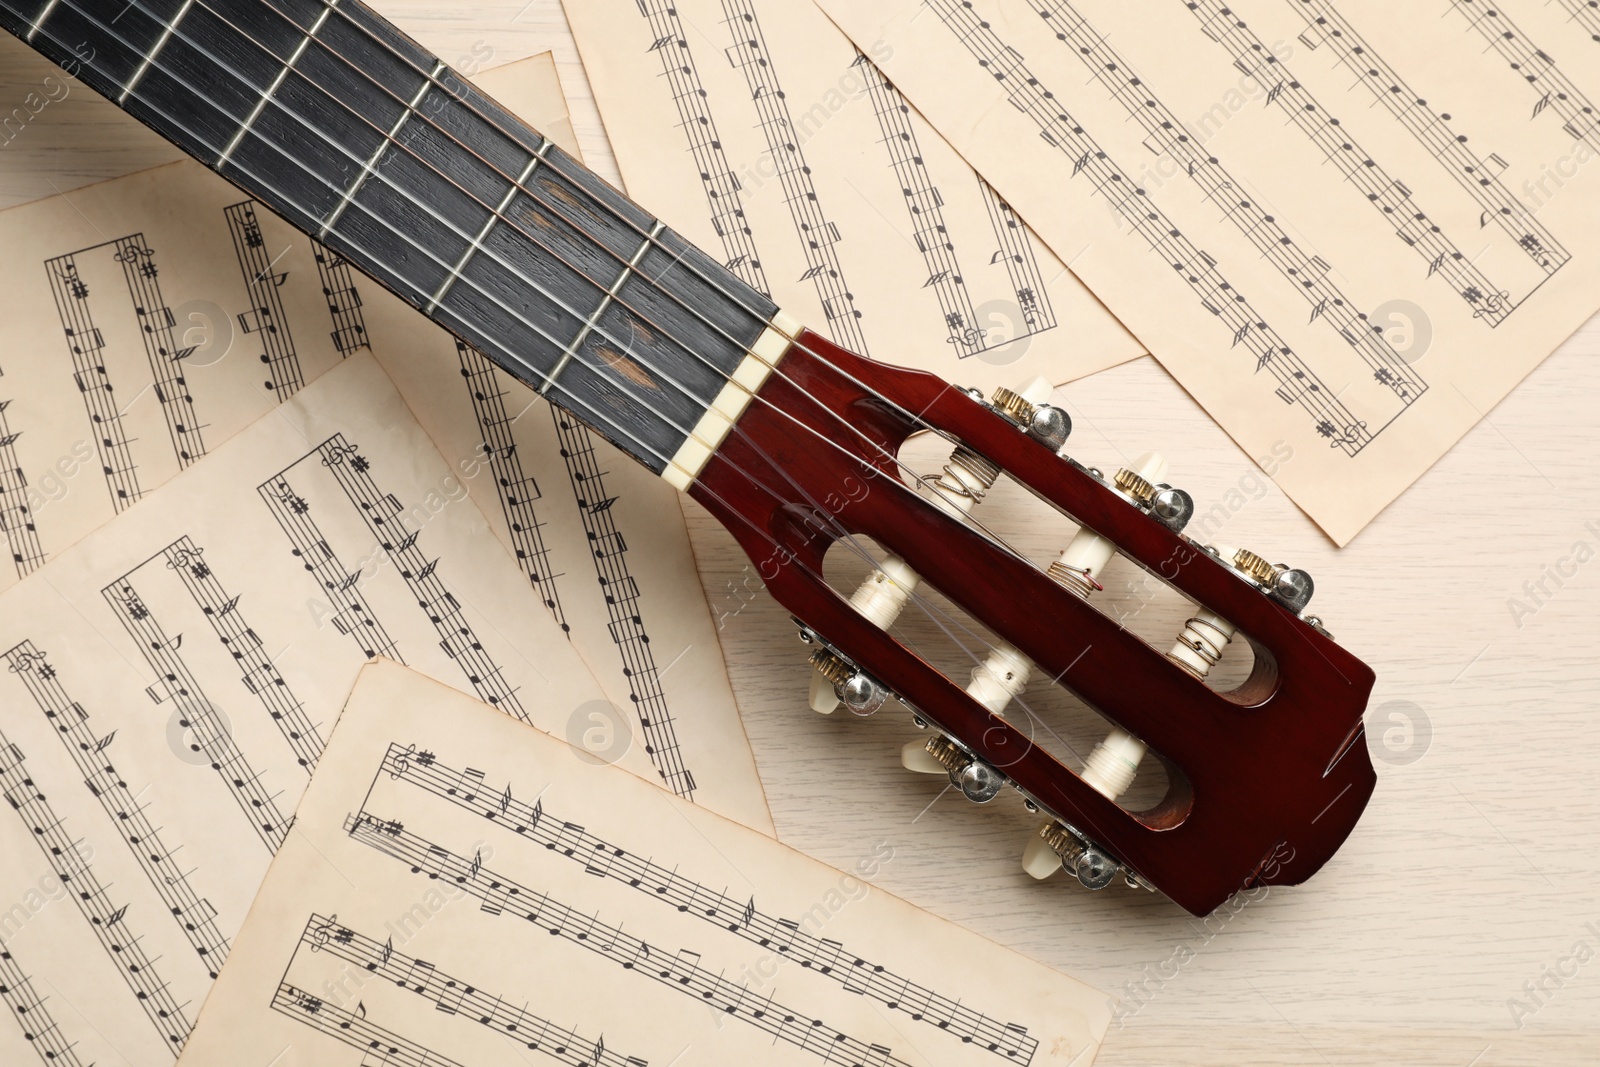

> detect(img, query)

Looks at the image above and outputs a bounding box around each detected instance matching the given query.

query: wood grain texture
[3,3,1597,1063]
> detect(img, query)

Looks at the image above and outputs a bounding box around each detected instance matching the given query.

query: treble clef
[390,743,417,780]
[113,244,154,265]
[6,649,48,675]
[319,442,362,468]
[165,544,204,571]
[309,913,336,952]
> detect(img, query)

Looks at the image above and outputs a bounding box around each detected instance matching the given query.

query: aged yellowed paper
[0,353,628,1067]
[362,64,771,832]
[174,659,1112,1067]
[561,0,1143,395]
[0,54,772,831]
[817,0,1600,543]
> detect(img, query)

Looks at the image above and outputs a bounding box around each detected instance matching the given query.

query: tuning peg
[906,735,1005,802]
[809,648,888,716]
[1024,822,1128,890]
[989,378,1072,451]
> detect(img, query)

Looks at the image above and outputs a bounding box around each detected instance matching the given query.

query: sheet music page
[560,0,1144,395]
[815,0,1600,544]
[0,54,772,830]
[0,352,639,1067]
[174,659,1111,1067]
[0,31,183,210]
[364,73,772,832]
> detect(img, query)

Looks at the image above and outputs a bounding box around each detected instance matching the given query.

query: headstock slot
[815,531,1179,817]
[897,428,1267,700]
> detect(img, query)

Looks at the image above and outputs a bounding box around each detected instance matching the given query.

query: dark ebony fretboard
[2,0,779,474]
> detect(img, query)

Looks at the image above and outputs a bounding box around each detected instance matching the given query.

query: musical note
[0,732,192,1048]
[367,744,1037,1060]
[102,568,289,854]
[5,640,232,978]
[918,0,1380,456]
[279,916,650,1067]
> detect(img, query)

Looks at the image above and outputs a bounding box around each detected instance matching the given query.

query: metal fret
[219,0,344,167]
[6,0,782,477]
[119,0,196,103]
[24,0,61,41]
[425,144,550,313]
[320,60,446,237]
[540,221,666,395]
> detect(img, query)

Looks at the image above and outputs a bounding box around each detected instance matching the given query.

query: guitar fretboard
[3,0,780,475]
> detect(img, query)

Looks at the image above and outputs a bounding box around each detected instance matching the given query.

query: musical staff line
[113,236,207,467]
[376,744,1035,1062]
[263,436,528,721]
[454,342,569,634]
[43,249,143,511]
[272,981,467,1067]
[721,0,871,354]
[1551,0,1600,47]
[346,813,910,1067]
[859,53,983,355]
[1288,0,1571,277]
[636,0,773,296]
[0,735,192,1050]
[160,536,324,770]
[101,573,290,854]
[225,201,305,401]
[4,640,231,978]
[0,399,45,578]
[1447,0,1600,150]
[0,944,90,1067]
[550,413,694,799]
[1181,0,1547,323]
[313,239,371,357]
[281,913,647,1066]
[926,0,1391,453]
[979,179,1058,337]
[258,469,402,664]
[1039,1,1446,375]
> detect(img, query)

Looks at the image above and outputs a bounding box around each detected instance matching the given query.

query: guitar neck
[2,0,789,482]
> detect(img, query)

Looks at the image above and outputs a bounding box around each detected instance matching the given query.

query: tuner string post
[812,377,1053,717]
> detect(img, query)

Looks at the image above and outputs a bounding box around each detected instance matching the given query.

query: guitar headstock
[690,329,1375,917]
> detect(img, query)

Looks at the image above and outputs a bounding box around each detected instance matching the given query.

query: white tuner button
[900,740,949,774]
[809,669,842,715]
[1022,827,1063,880]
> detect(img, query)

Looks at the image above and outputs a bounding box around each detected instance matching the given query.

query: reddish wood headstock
[691,330,1376,917]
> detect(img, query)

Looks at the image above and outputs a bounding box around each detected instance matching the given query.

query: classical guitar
[3,0,1376,916]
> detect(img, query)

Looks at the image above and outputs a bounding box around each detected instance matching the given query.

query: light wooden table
[4,6,1598,1063]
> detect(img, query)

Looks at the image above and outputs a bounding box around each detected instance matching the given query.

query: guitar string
[281,0,976,460]
[41,0,1049,607]
[181,0,1043,556]
[13,1,1101,768]
[24,0,1096,773]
